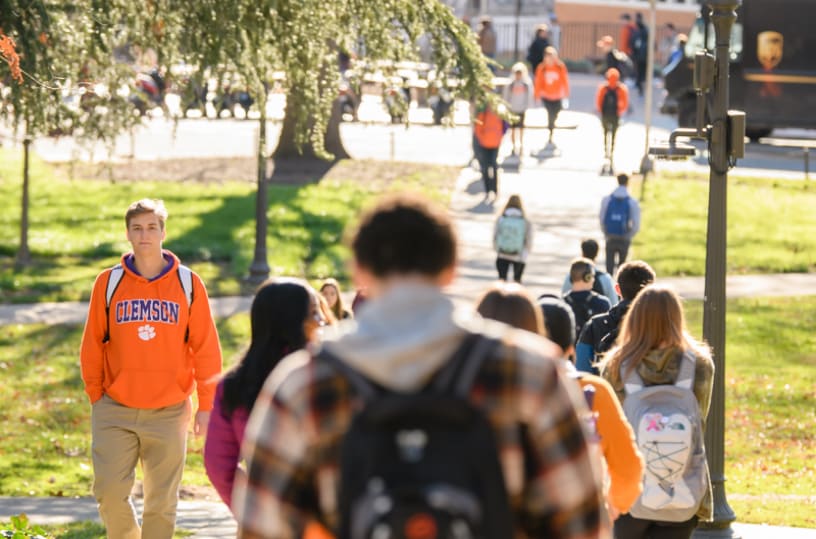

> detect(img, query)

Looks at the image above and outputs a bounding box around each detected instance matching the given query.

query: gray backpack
[622,351,710,522]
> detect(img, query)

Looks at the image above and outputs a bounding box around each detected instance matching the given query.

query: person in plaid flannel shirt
[234,193,607,539]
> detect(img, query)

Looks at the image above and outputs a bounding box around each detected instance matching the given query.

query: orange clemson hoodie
[80,250,222,411]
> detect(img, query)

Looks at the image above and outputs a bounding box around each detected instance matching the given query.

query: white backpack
[622,351,710,522]
[495,215,526,255]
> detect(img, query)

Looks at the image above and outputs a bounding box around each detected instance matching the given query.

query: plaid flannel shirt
[234,332,605,539]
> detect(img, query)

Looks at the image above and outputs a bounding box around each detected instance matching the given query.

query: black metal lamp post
[695,1,742,533]
[649,0,744,536]
[247,98,271,286]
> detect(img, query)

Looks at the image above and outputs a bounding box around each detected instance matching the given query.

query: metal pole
[694,0,741,537]
[16,136,32,268]
[514,0,522,63]
[248,94,271,285]
[639,0,657,185]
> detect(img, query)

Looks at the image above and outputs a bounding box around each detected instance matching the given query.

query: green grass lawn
[0,149,457,303]
[0,297,813,527]
[0,518,191,538]
[633,173,816,276]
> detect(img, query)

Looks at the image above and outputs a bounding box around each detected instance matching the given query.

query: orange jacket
[80,251,222,411]
[595,82,629,118]
[473,106,504,149]
[534,60,570,101]
[578,373,644,515]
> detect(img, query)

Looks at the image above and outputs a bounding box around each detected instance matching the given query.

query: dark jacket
[563,290,611,343]
[526,35,550,73]
[576,299,631,374]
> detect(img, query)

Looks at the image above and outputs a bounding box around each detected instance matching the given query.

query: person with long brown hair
[475,282,543,335]
[493,194,534,283]
[320,278,353,320]
[599,284,714,539]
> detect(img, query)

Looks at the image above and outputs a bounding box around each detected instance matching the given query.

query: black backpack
[318,334,513,539]
[591,268,608,297]
[601,86,618,119]
[564,292,600,341]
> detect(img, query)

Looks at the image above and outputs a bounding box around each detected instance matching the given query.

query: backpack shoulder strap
[103,264,125,344]
[177,264,194,308]
[430,333,499,398]
[622,359,645,395]
[316,347,381,403]
[675,351,697,390]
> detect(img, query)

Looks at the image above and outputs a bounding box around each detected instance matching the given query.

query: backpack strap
[429,333,498,398]
[622,359,645,396]
[177,264,194,343]
[623,350,697,395]
[317,347,381,403]
[103,265,125,344]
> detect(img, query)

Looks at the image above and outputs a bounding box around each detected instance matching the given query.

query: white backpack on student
[622,351,711,522]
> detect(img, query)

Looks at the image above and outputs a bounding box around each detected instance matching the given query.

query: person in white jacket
[502,63,535,156]
[493,194,534,283]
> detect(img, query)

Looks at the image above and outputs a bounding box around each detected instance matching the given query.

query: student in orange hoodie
[80,198,222,539]
[534,46,570,144]
[596,67,629,172]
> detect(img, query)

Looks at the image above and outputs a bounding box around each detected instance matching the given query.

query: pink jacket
[204,381,250,510]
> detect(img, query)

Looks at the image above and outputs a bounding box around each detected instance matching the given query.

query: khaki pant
[92,395,191,539]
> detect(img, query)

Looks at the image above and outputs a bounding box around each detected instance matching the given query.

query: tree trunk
[16,136,32,268]
[247,100,271,285]
[272,90,350,162]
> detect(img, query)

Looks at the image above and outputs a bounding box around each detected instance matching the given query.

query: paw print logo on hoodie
[138,324,157,341]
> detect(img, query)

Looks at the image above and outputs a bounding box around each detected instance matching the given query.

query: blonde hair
[599,285,710,386]
[125,198,168,229]
[476,282,544,335]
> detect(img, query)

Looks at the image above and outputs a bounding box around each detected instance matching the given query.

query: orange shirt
[578,373,644,515]
[534,60,570,101]
[80,251,222,410]
[595,82,629,118]
[473,106,504,149]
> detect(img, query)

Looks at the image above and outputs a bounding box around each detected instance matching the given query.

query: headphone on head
[582,264,596,283]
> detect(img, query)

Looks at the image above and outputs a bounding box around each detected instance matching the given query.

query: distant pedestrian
[562,238,619,307]
[534,46,570,145]
[575,260,656,374]
[631,13,650,96]
[619,14,636,59]
[664,33,688,72]
[473,99,505,199]
[80,198,222,539]
[659,23,679,66]
[600,174,641,275]
[526,24,550,74]
[477,16,497,66]
[599,285,715,539]
[597,35,633,81]
[502,62,535,156]
[596,68,629,173]
[320,278,353,320]
[563,257,612,342]
[493,194,534,283]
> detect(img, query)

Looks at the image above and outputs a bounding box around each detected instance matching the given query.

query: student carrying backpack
[319,333,514,539]
[600,173,640,275]
[493,194,533,283]
[595,68,629,175]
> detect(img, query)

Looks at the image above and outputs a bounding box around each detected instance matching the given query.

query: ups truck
[662,0,816,140]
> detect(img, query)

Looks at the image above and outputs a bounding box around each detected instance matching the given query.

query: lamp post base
[246,261,270,287]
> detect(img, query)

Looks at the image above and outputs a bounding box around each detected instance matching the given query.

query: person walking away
[502,63,535,156]
[320,277,353,320]
[631,13,650,96]
[599,285,715,538]
[619,14,637,66]
[80,199,222,539]
[561,238,618,307]
[477,16,497,70]
[473,99,504,199]
[475,281,544,335]
[493,194,534,283]
[600,173,641,275]
[576,260,656,374]
[526,24,550,75]
[204,279,333,539]
[596,68,629,174]
[538,297,644,530]
[534,46,569,145]
[563,257,611,343]
[233,193,605,539]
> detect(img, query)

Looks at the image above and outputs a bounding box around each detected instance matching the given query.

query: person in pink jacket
[204,278,328,510]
